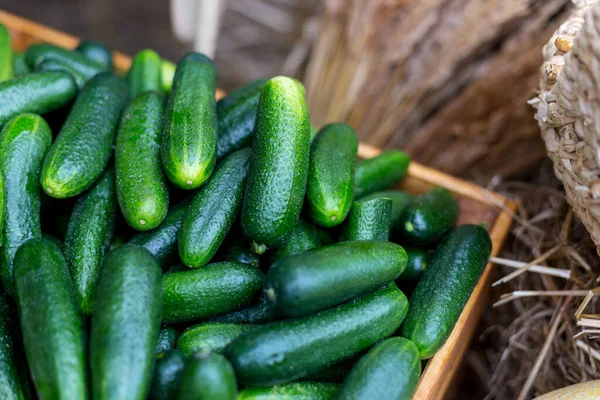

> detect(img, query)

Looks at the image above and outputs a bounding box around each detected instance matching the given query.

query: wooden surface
[0,11,517,399]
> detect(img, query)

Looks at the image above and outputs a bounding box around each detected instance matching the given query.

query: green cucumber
[127,49,162,98]
[336,337,420,400]
[401,225,492,359]
[12,52,30,76]
[397,187,459,245]
[225,285,408,386]
[41,72,128,198]
[160,60,176,93]
[1,114,52,297]
[36,58,91,88]
[241,76,311,251]
[217,236,262,270]
[116,90,169,230]
[357,190,413,230]
[157,327,180,354]
[216,79,266,159]
[162,262,264,323]
[316,228,335,246]
[342,198,392,241]
[399,247,429,281]
[25,43,106,83]
[239,382,339,400]
[90,244,163,400]
[0,293,28,400]
[265,240,407,317]
[0,71,77,127]
[178,351,237,400]
[0,24,13,82]
[306,123,358,228]
[353,151,410,199]
[303,360,354,383]
[13,238,87,400]
[211,295,276,324]
[178,148,251,267]
[150,349,186,400]
[65,168,116,315]
[161,52,217,189]
[177,322,255,356]
[42,233,64,252]
[75,40,113,70]
[270,219,320,263]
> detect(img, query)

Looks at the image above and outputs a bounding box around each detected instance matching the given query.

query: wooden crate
[0,10,517,400]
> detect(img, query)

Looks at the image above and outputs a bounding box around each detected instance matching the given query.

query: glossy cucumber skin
[149,349,186,400]
[75,40,113,70]
[178,148,251,267]
[178,351,237,400]
[90,245,163,400]
[177,322,255,356]
[343,198,392,241]
[397,187,459,245]
[270,219,320,264]
[161,52,217,189]
[162,262,264,323]
[239,382,339,400]
[25,43,106,83]
[156,327,180,354]
[399,247,429,281]
[0,24,13,82]
[0,114,52,297]
[241,76,311,250]
[306,123,358,228]
[116,91,169,231]
[127,49,162,98]
[160,60,176,93]
[211,295,276,324]
[65,168,116,316]
[0,71,77,127]
[353,151,410,199]
[357,190,413,231]
[336,337,420,400]
[36,58,91,89]
[401,225,492,359]
[265,240,407,318]
[12,52,30,77]
[0,293,28,400]
[217,237,262,270]
[13,238,87,400]
[41,72,129,198]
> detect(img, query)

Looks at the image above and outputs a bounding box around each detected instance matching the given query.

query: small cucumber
[1,114,52,297]
[241,76,311,251]
[162,262,264,323]
[150,349,186,400]
[42,233,64,252]
[12,52,30,76]
[353,151,410,199]
[336,337,420,400]
[306,123,358,228]
[41,72,129,198]
[157,327,180,354]
[177,322,255,356]
[217,236,262,270]
[401,225,492,359]
[36,58,91,88]
[265,241,407,317]
[178,351,237,400]
[75,39,113,70]
[178,148,251,267]
[162,52,217,189]
[127,49,162,98]
[13,238,87,400]
[225,285,408,386]
[270,218,320,263]
[357,190,413,231]
[25,43,106,83]
[160,60,176,93]
[211,295,276,324]
[90,244,163,400]
[399,247,429,281]
[239,382,339,400]
[342,198,392,241]
[0,24,13,82]
[397,187,459,245]
[116,90,169,230]
[0,293,29,400]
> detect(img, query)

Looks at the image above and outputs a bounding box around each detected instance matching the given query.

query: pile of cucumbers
[0,22,492,400]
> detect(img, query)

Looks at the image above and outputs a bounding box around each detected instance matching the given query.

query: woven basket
[532,0,600,253]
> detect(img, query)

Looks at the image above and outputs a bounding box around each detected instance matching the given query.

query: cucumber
[178,351,237,400]
[397,187,459,245]
[265,241,407,317]
[211,295,276,324]
[161,52,217,189]
[127,49,162,98]
[150,349,186,400]
[239,382,339,400]
[216,79,266,159]
[42,233,64,252]
[65,168,116,315]
[316,228,335,246]
[75,39,113,70]
[0,24,13,82]
[90,244,163,400]
[336,337,420,400]
[399,247,429,281]
[157,327,180,354]
[241,76,311,252]
[357,190,413,230]
[0,293,29,400]
[401,225,492,359]
[177,322,255,356]
[217,236,262,270]
[12,52,30,76]
[41,72,128,198]
[1,114,52,297]
[25,43,106,83]
[306,123,358,228]
[270,219,320,263]
[225,285,408,386]
[353,151,410,199]
[342,198,392,241]
[179,148,251,267]
[0,71,77,127]
[36,58,91,88]
[116,90,169,230]
[160,60,176,93]
[162,262,264,323]
[303,359,354,383]
[13,238,87,400]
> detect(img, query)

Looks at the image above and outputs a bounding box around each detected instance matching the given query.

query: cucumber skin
[156,327,179,354]
[177,322,255,356]
[353,151,410,199]
[161,52,217,189]
[343,198,392,241]
[211,295,276,324]
[265,240,407,318]
[25,43,106,82]
[36,58,90,89]
[241,76,311,249]
[162,262,264,323]
[150,349,186,400]
[225,285,409,386]
[239,382,339,400]
[217,237,262,270]
[12,53,30,77]
[0,24,13,82]
[397,187,459,245]
[90,245,163,400]
[127,49,162,98]
[160,60,176,94]
[178,351,237,400]
[65,168,116,316]
[0,71,77,127]
[1,114,52,298]
[178,148,251,267]
[116,91,169,231]
[399,247,429,281]
[41,72,129,199]
[270,219,320,264]
[401,225,492,359]
[13,238,88,400]
[336,337,420,400]
[306,123,358,228]
[75,40,113,70]
[0,293,28,400]
[357,190,413,231]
